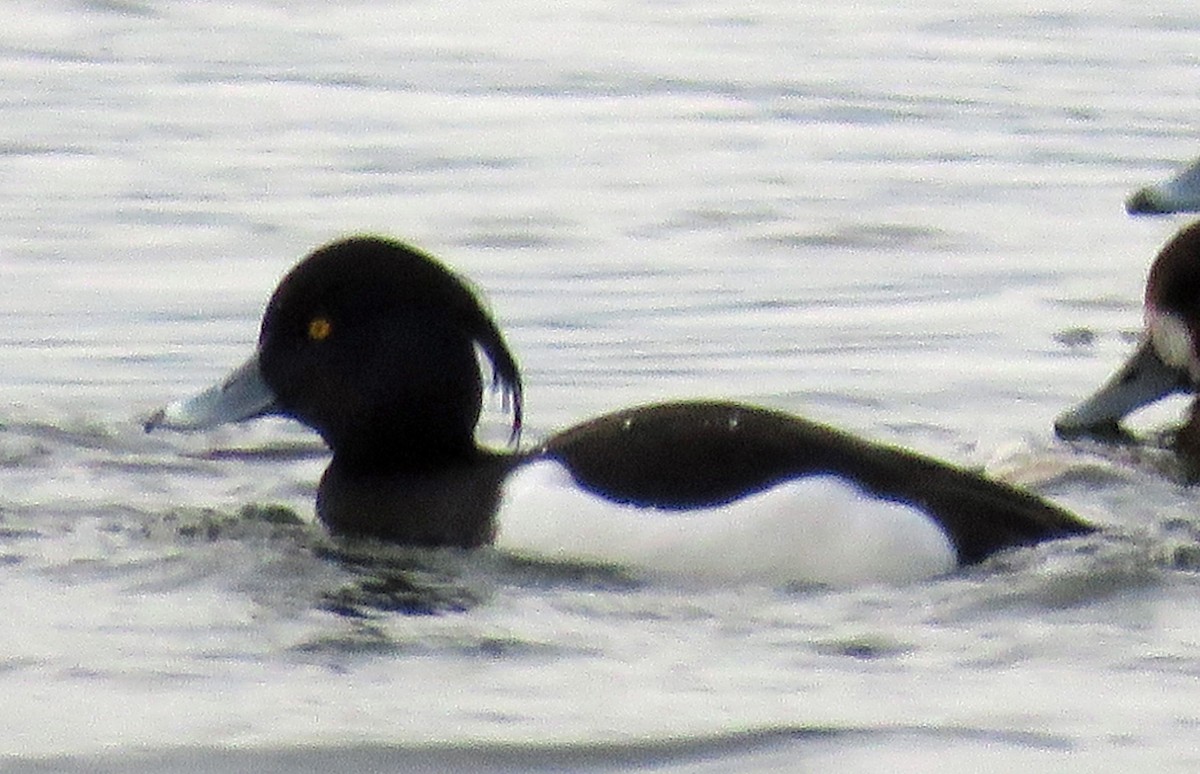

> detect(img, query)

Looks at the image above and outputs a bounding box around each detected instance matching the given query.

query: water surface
[3,1,1200,771]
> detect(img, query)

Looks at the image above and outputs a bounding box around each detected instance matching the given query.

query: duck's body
[537,400,1081,566]
[309,398,1084,584]
[148,236,1090,585]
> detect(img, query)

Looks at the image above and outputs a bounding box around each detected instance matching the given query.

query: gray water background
[2,1,1200,770]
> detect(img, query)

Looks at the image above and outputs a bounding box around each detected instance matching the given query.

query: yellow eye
[307,316,333,341]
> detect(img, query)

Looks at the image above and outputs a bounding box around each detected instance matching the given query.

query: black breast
[315,451,522,548]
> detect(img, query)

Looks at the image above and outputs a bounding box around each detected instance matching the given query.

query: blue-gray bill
[1126,157,1200,215]
[143,353,279,432]
[1054,339,1190,441]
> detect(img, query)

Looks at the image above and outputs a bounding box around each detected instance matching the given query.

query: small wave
[0,723,1077,774]
[757,222,955,252]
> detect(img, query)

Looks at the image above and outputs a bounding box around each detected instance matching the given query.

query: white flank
[494,460,957,587]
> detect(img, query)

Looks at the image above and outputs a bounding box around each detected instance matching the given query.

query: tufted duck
[147,237,1091,585]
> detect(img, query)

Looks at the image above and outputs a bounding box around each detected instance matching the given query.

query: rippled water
[3,1,1200,771]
